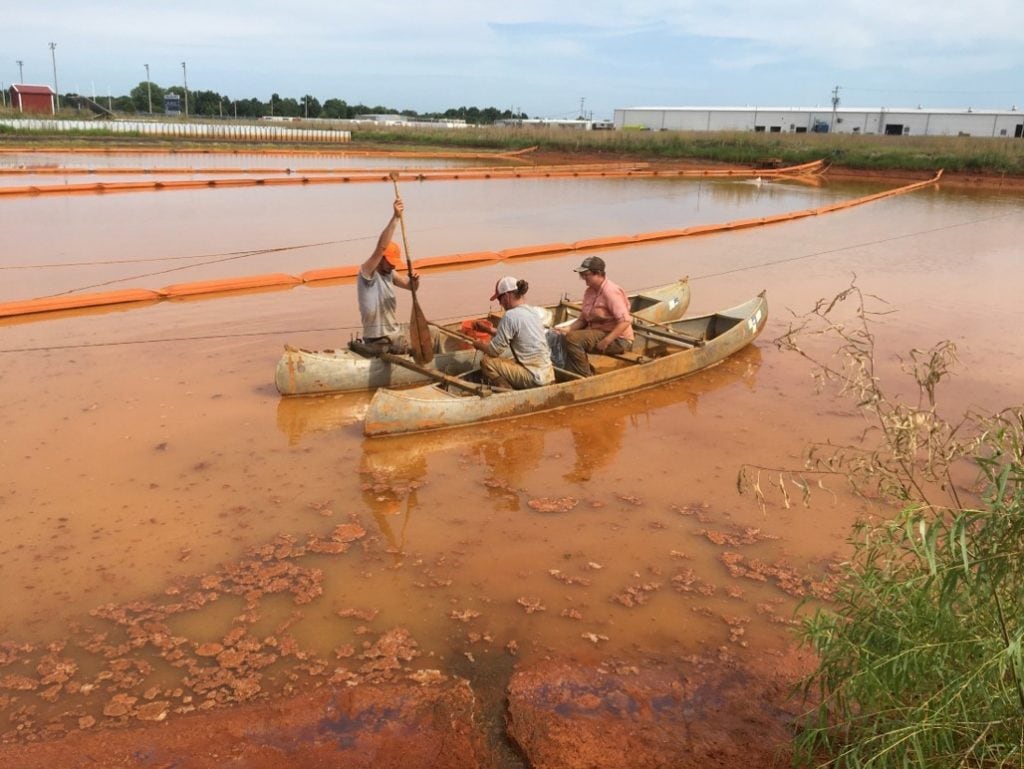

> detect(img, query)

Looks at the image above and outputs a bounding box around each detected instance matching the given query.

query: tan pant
[563,329,630,376]
[481,356,539,390]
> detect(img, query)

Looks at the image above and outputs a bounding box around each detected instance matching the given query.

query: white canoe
[275,278,690,395]
[363,293,767,437]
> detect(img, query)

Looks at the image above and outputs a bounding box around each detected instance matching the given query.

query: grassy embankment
[2,112,1024,176]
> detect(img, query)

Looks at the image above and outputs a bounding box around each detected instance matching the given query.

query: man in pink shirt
[556,256,634,376]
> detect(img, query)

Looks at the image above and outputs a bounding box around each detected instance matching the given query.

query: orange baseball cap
[382,241,402,266]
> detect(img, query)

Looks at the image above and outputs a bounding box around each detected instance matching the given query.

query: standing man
[556,256,634,376]
[357,199,420,354]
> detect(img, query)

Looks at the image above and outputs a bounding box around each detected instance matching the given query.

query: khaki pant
[481,356,539,390]
[563,329,630,376]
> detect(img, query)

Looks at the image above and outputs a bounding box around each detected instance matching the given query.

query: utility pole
[830,85,840,132]
[48,42,59,109]
[579,96,585,120]
[16,59,24,82]
[181,61,188,116]
[144,63,152,113]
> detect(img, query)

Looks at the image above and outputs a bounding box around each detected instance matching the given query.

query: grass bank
[3,117,1024,176]
[349,125,1024,175]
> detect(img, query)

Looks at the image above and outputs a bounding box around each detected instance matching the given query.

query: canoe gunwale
[363,293,767,436]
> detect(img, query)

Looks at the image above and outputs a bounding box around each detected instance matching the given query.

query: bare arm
[557,316,587,335]
[596,319,630,351]
[359,199,403,279]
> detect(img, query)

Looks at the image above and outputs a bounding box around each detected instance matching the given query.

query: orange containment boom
[0,159,828,199]
[0,288,162,319]
[0,170,941,321]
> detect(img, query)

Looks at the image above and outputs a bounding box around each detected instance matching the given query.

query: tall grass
[744,282,1024,768]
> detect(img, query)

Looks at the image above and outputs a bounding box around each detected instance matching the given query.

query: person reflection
[564,412,626,482]
[475,428,547,511]
[357,439,428,562]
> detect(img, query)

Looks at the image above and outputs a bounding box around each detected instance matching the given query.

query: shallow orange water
[0,152,1021,738]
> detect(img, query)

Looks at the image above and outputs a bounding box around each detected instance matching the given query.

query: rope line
[2,210,1010,355]
[46,241,337,296]
[0,166,935,320]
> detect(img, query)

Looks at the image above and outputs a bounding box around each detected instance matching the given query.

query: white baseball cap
[490,276,519,300]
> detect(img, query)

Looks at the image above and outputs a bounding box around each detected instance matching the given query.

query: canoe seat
[589,353,644,374]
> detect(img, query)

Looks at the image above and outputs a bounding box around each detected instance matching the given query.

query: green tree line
[72,81,529,124]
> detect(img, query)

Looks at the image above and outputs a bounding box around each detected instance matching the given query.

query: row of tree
[72,82,529,124]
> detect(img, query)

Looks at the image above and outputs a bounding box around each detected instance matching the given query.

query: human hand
[596,338,610,352]
[393,199,404,217]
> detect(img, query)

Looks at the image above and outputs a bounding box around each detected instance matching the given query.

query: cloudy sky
[7,1,1023,118]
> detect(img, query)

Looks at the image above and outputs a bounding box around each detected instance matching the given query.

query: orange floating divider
[498,243,575,259]
[632,229,690,243]
[0,288,161,318]
[719,217,771,231]
[160,273,301,298]
[413,251,502,269]
[299,265,361,283]
[572,235,637,250]
[0,169,943,321]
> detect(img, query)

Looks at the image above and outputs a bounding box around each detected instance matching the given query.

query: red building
[9,84,56,114]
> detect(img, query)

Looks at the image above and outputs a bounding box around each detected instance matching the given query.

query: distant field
[3,114,1024,176]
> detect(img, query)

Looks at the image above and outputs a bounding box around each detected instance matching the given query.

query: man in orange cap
[357,199,421,354]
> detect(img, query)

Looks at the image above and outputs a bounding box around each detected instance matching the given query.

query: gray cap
[573,256,606,273]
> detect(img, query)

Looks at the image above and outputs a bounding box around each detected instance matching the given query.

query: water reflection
[275,392,372,445]
[276,345,763,553]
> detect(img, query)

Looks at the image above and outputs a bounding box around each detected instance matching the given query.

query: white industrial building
[613,106,1024,138]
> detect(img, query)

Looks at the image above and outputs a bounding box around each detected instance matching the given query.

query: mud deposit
[1,149,1021,767]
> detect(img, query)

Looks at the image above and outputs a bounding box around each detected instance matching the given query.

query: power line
[3,210,1015,356]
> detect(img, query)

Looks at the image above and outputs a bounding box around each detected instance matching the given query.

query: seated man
[472,276,554,390]
[556,256,634,376]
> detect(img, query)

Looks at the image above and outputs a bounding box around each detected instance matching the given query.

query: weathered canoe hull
[275,278,690,395]
[363,293,767,436]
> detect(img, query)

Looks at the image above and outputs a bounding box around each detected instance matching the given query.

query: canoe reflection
[275,345,762,554]
[275,392,373,446]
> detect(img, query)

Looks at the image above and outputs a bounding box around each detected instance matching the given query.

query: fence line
[0,118,350,143]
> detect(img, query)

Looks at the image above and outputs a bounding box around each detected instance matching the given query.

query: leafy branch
[742,279,1024,768]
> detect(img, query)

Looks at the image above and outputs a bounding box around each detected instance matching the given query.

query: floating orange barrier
[498,243,575,259]
[160,273,301,298]
[0,160,826,198]
[299,265,361,283]
[0,169,941,321]
[0,288,161,318]
[413,251,501,269]
[633,229,690,243]
[572,235,637,250]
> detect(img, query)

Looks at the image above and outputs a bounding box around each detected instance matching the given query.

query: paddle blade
[410,299,433,365]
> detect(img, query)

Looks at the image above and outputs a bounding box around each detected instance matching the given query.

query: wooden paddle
[389,173,433,365]
[349,339,497,396]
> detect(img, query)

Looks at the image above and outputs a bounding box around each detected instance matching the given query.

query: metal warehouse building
[613,106,1024,138]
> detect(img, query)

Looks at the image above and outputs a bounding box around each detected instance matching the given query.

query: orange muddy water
[0,150,1021,760]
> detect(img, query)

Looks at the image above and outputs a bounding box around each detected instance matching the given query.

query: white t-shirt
[357,271,399,339]
[486,304,555,385]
